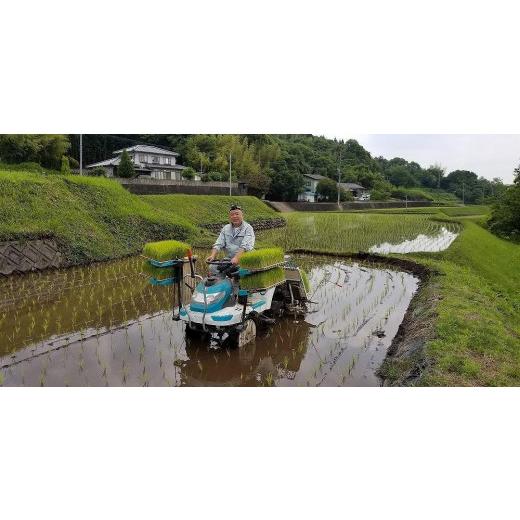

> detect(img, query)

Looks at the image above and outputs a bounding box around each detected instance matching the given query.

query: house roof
[113,145,179,156]
[339,182,367,190]
[86,157,120,168]
[303,173,327,181]
[86,157,186,169]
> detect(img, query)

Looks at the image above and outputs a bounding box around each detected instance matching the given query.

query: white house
[298,173,327,202]
[86,145,200,180]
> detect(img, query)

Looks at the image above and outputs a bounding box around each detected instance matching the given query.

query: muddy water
[0,255,418,386]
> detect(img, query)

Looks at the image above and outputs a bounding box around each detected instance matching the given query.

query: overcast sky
[345,135,520,184]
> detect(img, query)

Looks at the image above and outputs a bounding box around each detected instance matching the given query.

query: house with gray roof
[298,173,327,202]
[339,182,370,200]
[298,174,370,202]
[86,145,200,180]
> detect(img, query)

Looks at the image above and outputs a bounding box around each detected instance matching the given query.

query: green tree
[60,155,71,175]
[0,134,70,168]
[488,165,520,241]
[387,164,418,187]
[442,170,480,203]
[316,178,348,201]
[117,149,135,178]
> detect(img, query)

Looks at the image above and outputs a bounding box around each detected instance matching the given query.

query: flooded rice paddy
[0,254,418,386]
[259,213,460,254]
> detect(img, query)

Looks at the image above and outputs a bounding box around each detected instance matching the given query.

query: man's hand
[230,256,239,265]
[206,254,216,263]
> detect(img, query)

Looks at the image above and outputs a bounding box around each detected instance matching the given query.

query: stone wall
[0,239,63,275]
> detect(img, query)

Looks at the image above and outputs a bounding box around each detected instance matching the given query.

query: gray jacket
[213,221,255,258]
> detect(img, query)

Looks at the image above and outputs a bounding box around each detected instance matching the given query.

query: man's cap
[229,204,243,211]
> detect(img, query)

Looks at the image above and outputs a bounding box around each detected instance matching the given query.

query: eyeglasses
[229,204,242,211]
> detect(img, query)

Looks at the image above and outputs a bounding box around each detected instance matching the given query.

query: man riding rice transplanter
[206,204,255,271]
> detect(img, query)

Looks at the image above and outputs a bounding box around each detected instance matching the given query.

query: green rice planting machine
[142,241,310,347]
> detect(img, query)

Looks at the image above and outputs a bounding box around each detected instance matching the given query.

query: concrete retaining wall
[0,239,63,275]
[281,201,434,212]
[117,178,248,196]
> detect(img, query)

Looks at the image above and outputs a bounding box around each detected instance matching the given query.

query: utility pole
[462,181,465,205]
[337,148,342,207]
[79,134,83,175]
[229,152,232,197]
[405,194,408,209]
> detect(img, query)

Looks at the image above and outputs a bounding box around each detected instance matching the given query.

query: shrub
[207,171,225,182]
[117,149,135,178]
[88,167,107,177]
[488,182,520,242]
[69,156,79,169]
[60,155,71,175]
[182,167,196,180]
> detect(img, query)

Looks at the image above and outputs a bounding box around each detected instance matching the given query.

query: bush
[117,149,135,178]
[182,167,196,180]
[61,155,71,175]
[88,167,107,177]
[207,171,225,182]
[316,178,350,201]
[69,156,79,169]
[488,183,520,242]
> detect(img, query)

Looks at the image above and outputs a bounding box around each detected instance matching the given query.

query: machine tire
[229,319,257,349]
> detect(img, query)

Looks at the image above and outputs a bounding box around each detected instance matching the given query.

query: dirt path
[264,201,295,212]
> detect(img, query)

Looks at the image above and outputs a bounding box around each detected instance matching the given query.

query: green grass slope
[142,194,278,225]
[401,220,520,385]
[0,171,196,264]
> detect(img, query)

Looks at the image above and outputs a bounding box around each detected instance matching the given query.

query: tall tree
[117,149,135,178]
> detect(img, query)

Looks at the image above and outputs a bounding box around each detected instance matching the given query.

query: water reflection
[369,226,458,254]
[0,255,418,386]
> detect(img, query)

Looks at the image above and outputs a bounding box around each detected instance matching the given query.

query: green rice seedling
[239,247,285,270]
[142,262,175,281]
[300,269,311,293]
[240,267,286,291]
[142,240,191,262]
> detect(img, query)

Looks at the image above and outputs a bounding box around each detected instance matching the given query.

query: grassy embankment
[0,171,197,265]
[0,171,280,264]
[142,194,278,224]
[397,218,520,386]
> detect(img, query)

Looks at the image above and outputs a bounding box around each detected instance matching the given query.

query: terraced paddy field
[257,212,461,254]
[1,204,518,387]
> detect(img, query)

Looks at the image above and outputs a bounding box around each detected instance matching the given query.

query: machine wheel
[229,319,257,349]
[184,324,209,347]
